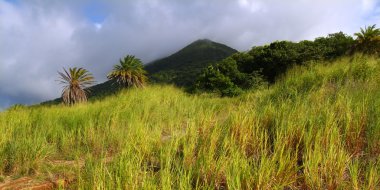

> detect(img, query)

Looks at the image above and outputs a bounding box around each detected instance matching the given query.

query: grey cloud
[0,0,378,110]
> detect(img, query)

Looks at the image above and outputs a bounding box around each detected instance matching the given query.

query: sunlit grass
[0,55,379,189]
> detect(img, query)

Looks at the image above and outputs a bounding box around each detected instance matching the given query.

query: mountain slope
[55,39,237,102]
[41,39,236,105]
[145,39,237,86]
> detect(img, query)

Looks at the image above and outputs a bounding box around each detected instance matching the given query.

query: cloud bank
[0,0,379,109]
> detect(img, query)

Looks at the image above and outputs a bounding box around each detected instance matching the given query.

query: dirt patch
[0,156,114,190]
[0,176,62,190]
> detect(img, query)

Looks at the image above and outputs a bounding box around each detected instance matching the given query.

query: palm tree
[58,67,95,105]
[354,24,380,54]
[107,55,147,88]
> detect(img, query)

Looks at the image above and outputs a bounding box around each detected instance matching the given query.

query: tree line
[58,25,380,104]
[193,25,380,96]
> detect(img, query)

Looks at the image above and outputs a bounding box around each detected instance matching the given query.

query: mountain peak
[144,39,237,86]
[192,39,213,43]
[185,39,223,49]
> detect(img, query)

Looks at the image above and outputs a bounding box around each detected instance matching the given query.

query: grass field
[1,55,380,189]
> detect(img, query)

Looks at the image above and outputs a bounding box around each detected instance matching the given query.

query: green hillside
[1,55,379,189]
[145,39,238,86]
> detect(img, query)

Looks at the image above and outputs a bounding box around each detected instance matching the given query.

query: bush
[194,60,266,97]
[221,85,243,97]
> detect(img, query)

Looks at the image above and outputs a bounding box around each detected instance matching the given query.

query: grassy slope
[0,55,380,189]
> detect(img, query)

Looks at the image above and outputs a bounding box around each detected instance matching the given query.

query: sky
[0,0,379,110]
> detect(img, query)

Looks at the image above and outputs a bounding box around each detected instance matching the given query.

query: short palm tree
[58,67,95,105]
[354,24,380,54]
[107,55,147,88]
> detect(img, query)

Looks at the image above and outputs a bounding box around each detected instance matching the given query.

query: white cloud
[0,0,378,109]
[362,0,376,11]
[0,0,82,107]
[238,0,265,12]
[94,22,102,30]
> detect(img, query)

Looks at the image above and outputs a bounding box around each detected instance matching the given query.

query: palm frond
[353,24,380,54]
[107,55,147,88]
[57,67,95,105]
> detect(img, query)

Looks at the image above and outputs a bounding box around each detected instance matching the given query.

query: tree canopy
[107,55,147,88]
[193,32,355,96]
[58,67,95,105]
[353,24,380,54]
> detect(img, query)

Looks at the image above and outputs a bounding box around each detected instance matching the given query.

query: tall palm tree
[58,67,95,105]
[354,24,380,54]
[107,55,147,88]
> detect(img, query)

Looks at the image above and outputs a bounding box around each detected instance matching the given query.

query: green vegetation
[145,39,237,86]
[354,24,380,55]
[2,25,380,189]
[194,57,267,97]
[1,55,380,189]
[58,67,95,105]
[194,32,355,96]
[107,55,147,88]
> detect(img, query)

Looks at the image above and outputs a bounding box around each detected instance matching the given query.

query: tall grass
[0,55,379,189]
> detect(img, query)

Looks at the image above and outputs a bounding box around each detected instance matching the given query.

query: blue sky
[83,1,107,23]
[0,0,379,110]
[4,0,18,4]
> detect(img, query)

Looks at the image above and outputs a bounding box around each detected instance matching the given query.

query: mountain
[144,39,238,86]
[41,39,237,105]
